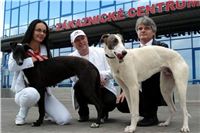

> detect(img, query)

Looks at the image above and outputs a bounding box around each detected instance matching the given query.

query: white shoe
[15,107,29,125]
[15,117,25,125]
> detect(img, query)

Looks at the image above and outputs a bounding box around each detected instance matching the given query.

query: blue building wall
[1,0,200,88]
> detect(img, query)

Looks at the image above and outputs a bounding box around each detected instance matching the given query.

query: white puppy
[101,34,191,133]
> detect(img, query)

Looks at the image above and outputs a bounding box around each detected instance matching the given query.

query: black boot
[137,115,158,126]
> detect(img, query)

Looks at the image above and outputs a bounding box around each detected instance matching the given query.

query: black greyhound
[10,42,104,128]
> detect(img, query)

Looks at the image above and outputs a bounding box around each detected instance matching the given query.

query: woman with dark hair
[8,19,71,126]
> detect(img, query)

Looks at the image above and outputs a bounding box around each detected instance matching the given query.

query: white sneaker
[15,117,25,125]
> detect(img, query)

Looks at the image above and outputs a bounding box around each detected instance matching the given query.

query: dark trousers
[117,72,167,118]
[75,87,116,117]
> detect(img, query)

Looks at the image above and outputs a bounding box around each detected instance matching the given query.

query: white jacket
[69,46,117,109]
[8,45,47,93]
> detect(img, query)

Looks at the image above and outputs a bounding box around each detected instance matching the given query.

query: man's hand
[116,91,126,104]
[100,76,107,87]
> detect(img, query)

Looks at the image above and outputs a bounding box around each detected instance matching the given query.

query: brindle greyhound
[10,42,103,128]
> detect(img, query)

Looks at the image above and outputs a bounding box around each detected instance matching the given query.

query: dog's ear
[100,34,109,44]
[23,43,31,51]
[10,42,18,51]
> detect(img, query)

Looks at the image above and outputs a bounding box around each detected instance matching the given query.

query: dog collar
[105,54,115,59]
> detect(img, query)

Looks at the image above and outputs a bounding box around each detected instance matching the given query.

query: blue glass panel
[49,1,60,19]
[86,10,99,17]
[177,49,193,80]
[116,0,133,4]
[39,1,48,20]
[29,2,38,23]
[101,6,114,14]
[11,8,19,27]
[61,0,72,15]
[73,12,85,20]
[172,38,192,49]
[194,50,200,79]
[20,1,28,6]
[87,1,99,11]
[193,37,200,48]
[5,1,11,10]
[124,2,132,11]
[10,27,18,36]
[116,4,123,11]
[4,10,10,29]
[19,5,28,25]
[12,1,19,8]
[132,0,149,8]
[73,0,85,13]
[4,29,10,37]
[19,25,27,34]
[101,0,114,7]
[125,42,133,49]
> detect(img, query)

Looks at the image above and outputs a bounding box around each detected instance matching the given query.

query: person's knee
[16,87,40,107]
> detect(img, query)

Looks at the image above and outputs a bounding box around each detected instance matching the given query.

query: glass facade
[1,0,200,88]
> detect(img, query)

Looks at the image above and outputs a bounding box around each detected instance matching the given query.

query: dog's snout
[18,62,23,66]
[17,60,23,66]
[122,50,127,56]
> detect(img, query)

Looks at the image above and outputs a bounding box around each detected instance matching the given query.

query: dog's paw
[90,123,100,128]
[124,125,136,133]
[180,126,190,133]
[158,122,169,127]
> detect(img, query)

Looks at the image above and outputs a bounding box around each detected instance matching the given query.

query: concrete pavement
[1,86,200,133]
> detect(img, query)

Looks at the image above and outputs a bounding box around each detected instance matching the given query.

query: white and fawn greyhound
[101,34,191,133]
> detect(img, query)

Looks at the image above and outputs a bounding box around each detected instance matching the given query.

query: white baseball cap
[70,30,86,43]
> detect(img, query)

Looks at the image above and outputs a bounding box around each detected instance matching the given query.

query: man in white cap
[69,30,117,122]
